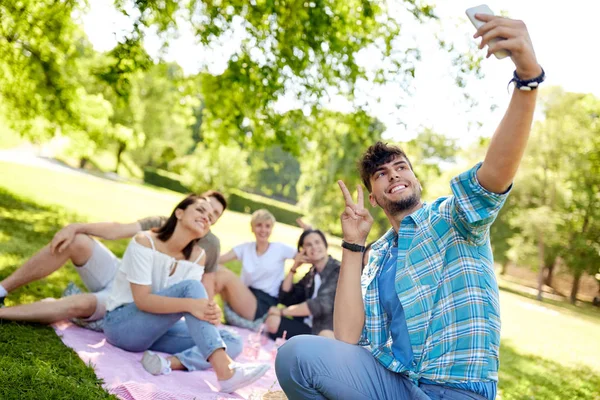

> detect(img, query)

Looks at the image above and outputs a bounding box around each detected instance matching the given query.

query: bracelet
[509,67,545,91]
[341,240,366,253]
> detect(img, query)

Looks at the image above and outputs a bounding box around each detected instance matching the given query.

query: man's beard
[375,189,421,216]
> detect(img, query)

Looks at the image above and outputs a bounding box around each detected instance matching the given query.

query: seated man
[264,229,339,340]
[276,14,544,400]
[0,191,227,327]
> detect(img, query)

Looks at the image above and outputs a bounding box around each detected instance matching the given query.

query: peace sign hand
[338,181,374,245]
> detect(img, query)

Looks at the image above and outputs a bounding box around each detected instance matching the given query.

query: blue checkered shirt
[359,163,509,384]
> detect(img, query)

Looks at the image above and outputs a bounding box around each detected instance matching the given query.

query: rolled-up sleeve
[137,216,167,231]
[279,280,307,306]
[450,162,511,245]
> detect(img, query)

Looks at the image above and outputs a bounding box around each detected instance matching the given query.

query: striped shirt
[359,163,509,385]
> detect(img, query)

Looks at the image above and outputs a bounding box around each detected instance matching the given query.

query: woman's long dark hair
[297,229,328,251]
[156,194,205,260]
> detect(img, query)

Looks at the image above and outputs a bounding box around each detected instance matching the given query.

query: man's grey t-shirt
[137,216,220,273]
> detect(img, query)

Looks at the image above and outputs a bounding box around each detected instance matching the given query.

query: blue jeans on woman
[276,335,489,400]
[104,280,242,371]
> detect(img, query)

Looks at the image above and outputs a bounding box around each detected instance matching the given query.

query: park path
[0,145,127,183]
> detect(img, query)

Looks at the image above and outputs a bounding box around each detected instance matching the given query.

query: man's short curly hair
[359,142,413,192]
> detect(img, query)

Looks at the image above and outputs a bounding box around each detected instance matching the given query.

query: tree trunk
[544,258,556,287]
[115,143,126,173]
[500,260,509,276]
[79,157,88,169]
[536,230,545,301]
[570,272,582,304]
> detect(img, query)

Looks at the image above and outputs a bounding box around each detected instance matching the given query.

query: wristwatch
[341,240,366,253]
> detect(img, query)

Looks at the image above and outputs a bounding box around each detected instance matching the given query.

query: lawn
[0,160,599,399]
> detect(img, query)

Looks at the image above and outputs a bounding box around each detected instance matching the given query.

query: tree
[108,124,145,173]
[0,0,85,137]
[558,93,600,303]
[2,0,484,166]
[174,142,251,194]
[296,110,385,236]
[247,145,301,202]
[504,87,600,303]
[107,0,484,154]
[132,63,199,168]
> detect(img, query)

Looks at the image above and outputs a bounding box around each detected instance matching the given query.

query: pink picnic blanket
[52,321,282,400]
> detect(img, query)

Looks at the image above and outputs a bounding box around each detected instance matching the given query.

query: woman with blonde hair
[216,209,298,325]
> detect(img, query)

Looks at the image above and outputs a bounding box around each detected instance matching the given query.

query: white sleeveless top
[106,232,205,312]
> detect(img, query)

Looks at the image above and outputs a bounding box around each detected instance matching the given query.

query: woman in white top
[215,209,298,325]
[103,195,269,394]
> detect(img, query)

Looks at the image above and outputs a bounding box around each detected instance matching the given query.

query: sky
[81,0,600,147]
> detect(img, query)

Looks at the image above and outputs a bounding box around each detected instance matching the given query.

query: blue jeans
[104,280,242,371]
[275,335,488,400]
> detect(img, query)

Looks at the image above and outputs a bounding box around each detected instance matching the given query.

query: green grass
[0,189,115,399]
[1,160,599,399]
[499,341,600,400]
[0,322,115,400]
[498,289,600,399]
[0,161,321,257]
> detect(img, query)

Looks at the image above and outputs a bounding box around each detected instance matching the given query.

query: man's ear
[369,193,378,208]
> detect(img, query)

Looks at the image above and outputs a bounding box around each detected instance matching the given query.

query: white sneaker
[141,351,172,375]
[219,362,270,393]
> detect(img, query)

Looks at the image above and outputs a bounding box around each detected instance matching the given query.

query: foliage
[247,145,301,202]
[143,167,191,194]
[131,63,200,168]
[296,109,384,236]
[109,0,441,153]
[228,188,303,226]
[0,0,85,138]
[496,87,600,301]
[174,142,251,194]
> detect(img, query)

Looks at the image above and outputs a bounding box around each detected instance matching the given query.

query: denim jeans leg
[420,384,489,400]
[104,280,225,355]
[150,321,243,371]
[275,335,430,400]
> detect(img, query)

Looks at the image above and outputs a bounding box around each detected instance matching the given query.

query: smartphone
[465,4,510,59]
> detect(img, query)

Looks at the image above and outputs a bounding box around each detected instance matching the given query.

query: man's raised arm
[334,182,373,344]
[474,15,543,194]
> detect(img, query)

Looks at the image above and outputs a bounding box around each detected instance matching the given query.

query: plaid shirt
[360,163,509,384]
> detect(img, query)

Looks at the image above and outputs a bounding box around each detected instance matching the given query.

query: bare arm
[335,248,365,343]
[131,283,193,314]
[218,249,238,264]
[296,218,313,231]
[74,222,141,240]
[280,270,296,293]
[129,283,220,324]
[473,15,542,193]
[334,182,372,344]
[202,271,216,299]
[280,252,308,292]
[282,302,311,317]
[51,221,142,254]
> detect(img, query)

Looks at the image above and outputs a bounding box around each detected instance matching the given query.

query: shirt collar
[372,203,428,252]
